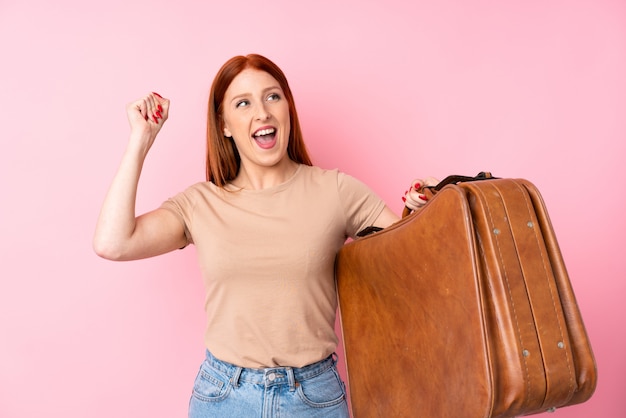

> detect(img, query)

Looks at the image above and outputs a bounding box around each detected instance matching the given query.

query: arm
[93,93,187,261]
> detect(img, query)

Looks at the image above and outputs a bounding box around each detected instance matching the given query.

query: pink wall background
[1,0,624,416]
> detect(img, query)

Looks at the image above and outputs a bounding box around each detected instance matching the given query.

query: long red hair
[206,54,312,186]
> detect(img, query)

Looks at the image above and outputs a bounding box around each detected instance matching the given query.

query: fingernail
[414,182,421,190]
[401,196,407,202]
[156,111,162,119]
[152,115,159,123]
[153,92,163,98]
[158,104,163,113]
[419,194,428,201]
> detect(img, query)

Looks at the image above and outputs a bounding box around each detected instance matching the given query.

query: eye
[235,99,249,108]
[267,93,281,102]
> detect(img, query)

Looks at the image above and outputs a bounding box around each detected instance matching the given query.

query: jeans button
[267,372,276,381]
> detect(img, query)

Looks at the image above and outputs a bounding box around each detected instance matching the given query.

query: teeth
[254,128,275,137]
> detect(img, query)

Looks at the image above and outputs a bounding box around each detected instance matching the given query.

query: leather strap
[430,171,495,192]
[402,172,497,218]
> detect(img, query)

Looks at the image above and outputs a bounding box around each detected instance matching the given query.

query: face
[221,68,291,173]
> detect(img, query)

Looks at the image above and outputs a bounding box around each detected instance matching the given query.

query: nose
[255,103,271,121]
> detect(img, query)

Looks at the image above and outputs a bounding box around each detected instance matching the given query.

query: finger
[141,94,157,123]
[409,177,440,192]
[408,189,429,205]
[403,189,428,211]
[403,197,422,212]
[410,179,424,192]
[423,177,440,188]
[152,92,169,120]
[143,94,163,125]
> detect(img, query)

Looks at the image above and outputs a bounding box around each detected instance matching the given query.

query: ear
[219,114,232,138]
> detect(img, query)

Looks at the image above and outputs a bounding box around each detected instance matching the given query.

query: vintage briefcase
[336,174,597,418]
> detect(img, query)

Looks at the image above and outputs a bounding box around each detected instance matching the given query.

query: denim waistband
[204,350,336,390]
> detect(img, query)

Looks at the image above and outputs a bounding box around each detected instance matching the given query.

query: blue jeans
[188,350,350,418]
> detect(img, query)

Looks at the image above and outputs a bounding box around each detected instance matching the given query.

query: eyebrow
[228,85,283,104]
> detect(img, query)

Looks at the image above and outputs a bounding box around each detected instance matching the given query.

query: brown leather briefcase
[336,175,597,418]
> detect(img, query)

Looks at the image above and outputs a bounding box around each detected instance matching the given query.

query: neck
[232,159,299,190]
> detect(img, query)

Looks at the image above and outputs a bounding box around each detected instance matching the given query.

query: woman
[93,54,432,417]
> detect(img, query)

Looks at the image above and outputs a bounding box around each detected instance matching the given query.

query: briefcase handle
[402,171,496,218]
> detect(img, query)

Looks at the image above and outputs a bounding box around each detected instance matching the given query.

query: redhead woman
[93,54,435,417]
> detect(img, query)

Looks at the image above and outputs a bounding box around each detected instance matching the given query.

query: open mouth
[252,127,277,149]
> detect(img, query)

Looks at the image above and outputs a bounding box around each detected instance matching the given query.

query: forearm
[93,137,150,259]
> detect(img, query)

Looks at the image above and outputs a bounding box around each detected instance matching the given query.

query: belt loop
[230,366,243,388]
[286,367,297,392]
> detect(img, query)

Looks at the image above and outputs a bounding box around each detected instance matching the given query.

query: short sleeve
[337,172,386,238]
[160,192,195,246]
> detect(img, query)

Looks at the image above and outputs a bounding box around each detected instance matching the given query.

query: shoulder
[297,165,371,193]
[163,180,224,210]
[178,181,221,198]
[297,164,342,185]
[299,164,337,177]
